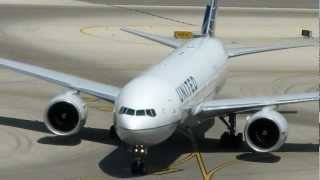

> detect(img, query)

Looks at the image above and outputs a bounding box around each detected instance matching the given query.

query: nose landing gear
[131,145,148,174]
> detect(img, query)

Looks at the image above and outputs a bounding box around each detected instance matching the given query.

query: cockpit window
[146,109,152,116]
[119,106,156,117]
[119,107,126,114]
[136,110,145,116]
[151,109,156,116]
[126,108,135,115]
[146,109,156,117]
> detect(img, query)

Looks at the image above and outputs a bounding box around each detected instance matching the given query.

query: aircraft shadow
[0,116,118,146]
[99,131,318,178]
[0,116,318,178]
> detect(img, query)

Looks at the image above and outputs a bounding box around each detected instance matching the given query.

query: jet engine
[244,107,288,152]
[44,91,88,136]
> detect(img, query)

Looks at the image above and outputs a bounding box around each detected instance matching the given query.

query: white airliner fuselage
[0,0,317,174]
[115,37,227,146]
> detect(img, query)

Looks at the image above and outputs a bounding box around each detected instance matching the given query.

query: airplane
[0,0,318,175]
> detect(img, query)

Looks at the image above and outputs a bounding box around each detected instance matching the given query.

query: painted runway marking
[83,96,99,102]
[80,26,102,39]
[154,151,239,180]
[83,96,113,112]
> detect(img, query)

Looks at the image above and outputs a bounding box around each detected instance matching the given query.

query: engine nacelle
[44,91,88,136]
[244,107,288,152]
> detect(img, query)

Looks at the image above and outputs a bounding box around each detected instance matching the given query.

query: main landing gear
[218,113,243,148]
[109,125,119,139]
[131,145,147,174]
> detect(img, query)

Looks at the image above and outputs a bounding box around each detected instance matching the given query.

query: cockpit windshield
[126,108,135,115]
[136,110,145,116]
[119,107,156,117]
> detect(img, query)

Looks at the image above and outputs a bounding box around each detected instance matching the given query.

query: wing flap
[0,58,121,103]
[192,92,319,115]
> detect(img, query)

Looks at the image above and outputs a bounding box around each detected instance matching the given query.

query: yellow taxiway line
[154,151,239,180]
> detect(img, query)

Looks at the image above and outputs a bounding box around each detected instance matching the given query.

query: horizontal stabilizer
[121,27,184,48]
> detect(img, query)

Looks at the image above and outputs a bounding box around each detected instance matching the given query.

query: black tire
[131,161,146,175]
[220,132,243,148]
[195,133,206,143]
[109,125,118,139]
[139,162,146,174]
[234,133,243,148]
[131,161,139,174]
[220,132,231,148]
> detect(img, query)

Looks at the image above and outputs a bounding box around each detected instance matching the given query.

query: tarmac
[0,1,318,180]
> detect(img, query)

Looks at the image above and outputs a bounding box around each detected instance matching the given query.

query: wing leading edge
[227,38,317,58]
[0,58,121,103]
[191,92,319,116]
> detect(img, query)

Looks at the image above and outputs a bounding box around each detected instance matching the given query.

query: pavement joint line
[110,5,198,26]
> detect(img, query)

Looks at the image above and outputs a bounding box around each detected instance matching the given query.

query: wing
[0,58,121,103]
[227,38,316,58]
[191,92,319,116]
[121,27,185,48]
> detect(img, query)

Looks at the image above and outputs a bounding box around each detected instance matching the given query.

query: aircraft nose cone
[115,117,178,146]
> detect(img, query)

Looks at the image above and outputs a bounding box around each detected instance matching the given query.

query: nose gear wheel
[131,145,147,174]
